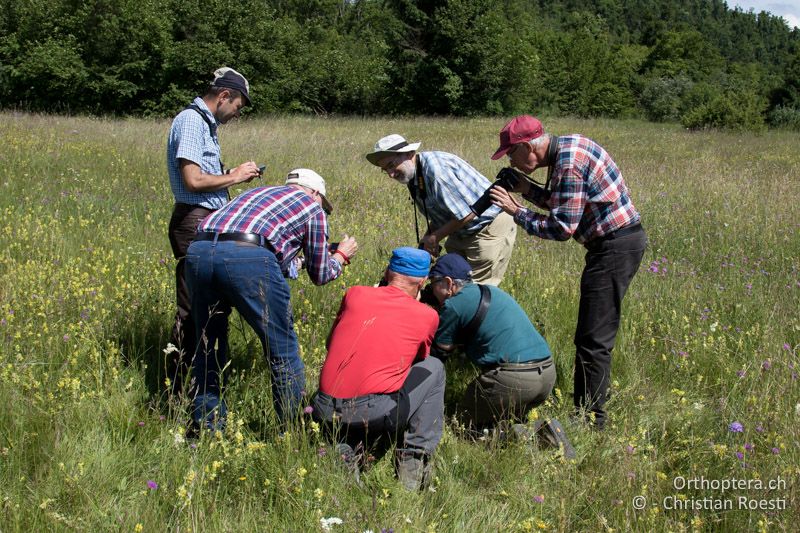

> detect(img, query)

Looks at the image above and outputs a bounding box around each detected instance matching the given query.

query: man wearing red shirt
[312,247,444,491]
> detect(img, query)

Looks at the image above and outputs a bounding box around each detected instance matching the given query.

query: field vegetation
[0,112,797,531]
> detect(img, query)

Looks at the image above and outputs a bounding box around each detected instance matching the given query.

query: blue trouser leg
[185,239,231,429]
[219,242,305,424]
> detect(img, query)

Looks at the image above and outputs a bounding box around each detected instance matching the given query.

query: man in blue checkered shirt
[367,134,516,286]
[165,67,262,395]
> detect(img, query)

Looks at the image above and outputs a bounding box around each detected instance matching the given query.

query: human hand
[489,186,524,216]
[334,234,358,264]
[232,161,260,183]
[419,233,441,257]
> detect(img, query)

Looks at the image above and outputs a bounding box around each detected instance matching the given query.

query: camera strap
[408,155,431,242]
[544,136,560,191]
[456,284,491,345]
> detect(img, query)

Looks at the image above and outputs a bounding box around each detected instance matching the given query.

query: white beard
[393,173,413,185]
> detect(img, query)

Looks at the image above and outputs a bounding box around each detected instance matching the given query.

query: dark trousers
[167,203,213,394]
[574,227,647,428]
[311,356,445,456]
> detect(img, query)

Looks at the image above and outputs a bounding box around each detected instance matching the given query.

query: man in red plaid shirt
[490,115,647,430]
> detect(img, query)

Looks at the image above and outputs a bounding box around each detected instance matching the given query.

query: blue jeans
[185,239,305,428]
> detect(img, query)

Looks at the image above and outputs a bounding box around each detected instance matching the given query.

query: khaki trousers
[445,212,517,286]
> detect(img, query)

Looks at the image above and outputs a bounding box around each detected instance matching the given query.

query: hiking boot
[335,443,362,485]
[534,418,576,459]
[395,449,432,491]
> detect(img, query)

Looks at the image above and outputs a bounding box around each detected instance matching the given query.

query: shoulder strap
[457,284,491,344]
[184,103,226,177]
[185,103,216,134]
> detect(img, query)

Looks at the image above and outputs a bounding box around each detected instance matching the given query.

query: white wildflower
[320,517,343,531]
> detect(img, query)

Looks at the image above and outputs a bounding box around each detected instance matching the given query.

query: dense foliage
[1,0,799,129]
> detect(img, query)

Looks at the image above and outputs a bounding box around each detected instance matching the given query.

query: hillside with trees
[1,0,798,129]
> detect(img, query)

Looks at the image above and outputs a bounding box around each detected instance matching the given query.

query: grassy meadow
[0,111,798,532]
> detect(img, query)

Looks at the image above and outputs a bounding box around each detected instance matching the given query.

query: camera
[470,167,524,216]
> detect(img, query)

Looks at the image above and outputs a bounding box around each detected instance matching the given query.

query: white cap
[285,168,333,214]
[366,134,422,165]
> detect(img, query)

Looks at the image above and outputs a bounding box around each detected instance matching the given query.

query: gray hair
[529,133,551,149]
[452,279,470,290]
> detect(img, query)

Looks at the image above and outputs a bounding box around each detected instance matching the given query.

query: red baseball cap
[491,115,544,160]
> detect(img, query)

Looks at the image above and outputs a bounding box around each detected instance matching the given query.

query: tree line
[1,0,799,130]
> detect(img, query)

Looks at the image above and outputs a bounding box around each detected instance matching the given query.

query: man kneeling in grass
[311,247,445,491]
[428,253,575,459]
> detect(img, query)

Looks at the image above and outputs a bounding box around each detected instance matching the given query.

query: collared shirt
[410,151,501,237]
[166,97,229,209]
[198,185,343,285]
[514,135,640,244]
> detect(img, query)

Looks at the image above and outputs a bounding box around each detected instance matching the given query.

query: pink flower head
[533,494,545,503]
[303,405,314,414]
[146,480,158,490]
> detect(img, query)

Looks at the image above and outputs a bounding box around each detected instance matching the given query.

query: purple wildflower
[783,343,791,351]
[744,443,754,451]
[533,494,545,503]
[755,424,765,433]
[303,405,314,414]
[771,447,780,455]
[761,360,772,371]
[736,370,746,378]
[729,421,744,433]
[147,480,158,490]
[735,452,744,460]
[138,421,145,427]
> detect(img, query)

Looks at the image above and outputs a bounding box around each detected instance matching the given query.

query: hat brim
[366,142,421,166]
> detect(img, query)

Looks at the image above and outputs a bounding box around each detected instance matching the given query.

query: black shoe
[534,418,576,459]
[335,443,362,485]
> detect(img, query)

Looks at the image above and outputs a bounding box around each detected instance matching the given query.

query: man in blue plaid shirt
[165,67,262,395]
[367,134,516,286]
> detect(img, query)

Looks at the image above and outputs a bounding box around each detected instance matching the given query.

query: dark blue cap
[429,253,472,280]
[211,67,251,106]
[388,247,431,277]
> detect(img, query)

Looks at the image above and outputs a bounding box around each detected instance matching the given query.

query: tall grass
[0,112,797,532]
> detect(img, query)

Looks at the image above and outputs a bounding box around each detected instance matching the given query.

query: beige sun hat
[366,134,422,165]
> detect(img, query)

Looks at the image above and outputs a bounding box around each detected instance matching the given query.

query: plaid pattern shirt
[411,151,501,237]
[199,186,342,285]
[166,97,229,209]
[514,135,640,244]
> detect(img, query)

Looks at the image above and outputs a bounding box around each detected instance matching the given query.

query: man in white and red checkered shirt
[490,115,647,430]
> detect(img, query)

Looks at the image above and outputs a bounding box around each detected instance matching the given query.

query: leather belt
[585,223,643,249]
[484,357,553,373]
[195,231,274,252]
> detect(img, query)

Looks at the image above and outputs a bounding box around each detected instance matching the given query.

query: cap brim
[366,142,421,166]
[490,145,511,160]
[321,195,333,214]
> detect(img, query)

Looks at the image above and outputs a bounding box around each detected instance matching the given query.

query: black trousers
[574,226,647,428]
[167,203,214,394]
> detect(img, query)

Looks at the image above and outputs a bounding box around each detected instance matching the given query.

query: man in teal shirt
[429,253,574,457]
